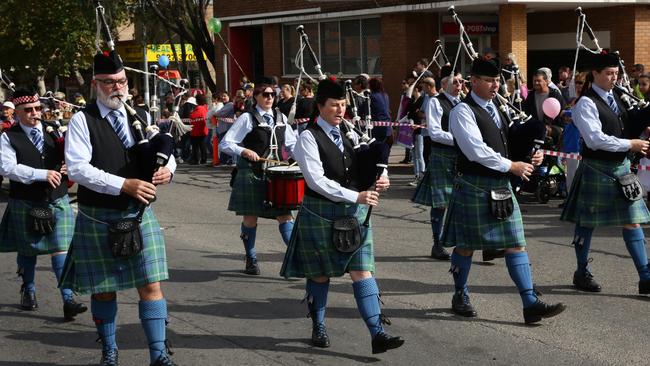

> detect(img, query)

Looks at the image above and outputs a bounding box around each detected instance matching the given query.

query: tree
[0,0,132,88]
[144,0,217,93]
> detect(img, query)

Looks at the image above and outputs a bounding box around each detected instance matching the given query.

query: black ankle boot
[371,331,404,354]
[20,285,37,311]
[430,237,450,260]
[523,299,566,324]
[311,321,330,348]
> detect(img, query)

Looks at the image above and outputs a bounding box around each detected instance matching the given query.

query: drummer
[219,76,297,275]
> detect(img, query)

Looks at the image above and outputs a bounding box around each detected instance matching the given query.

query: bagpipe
[295,25,389,226]
[448,6,545,163]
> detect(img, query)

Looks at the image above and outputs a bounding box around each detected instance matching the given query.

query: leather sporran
[489,188,514,220]
[617,173,643,201]
[332,216,362,253]
[28,207,55,235]
[108,218,143,258]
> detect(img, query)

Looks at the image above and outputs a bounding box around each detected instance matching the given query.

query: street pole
[142,1,150,109]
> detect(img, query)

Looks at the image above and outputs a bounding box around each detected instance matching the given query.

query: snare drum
[265,165,305,210]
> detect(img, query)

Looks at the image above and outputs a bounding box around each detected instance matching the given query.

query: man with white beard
[61,50,177,366]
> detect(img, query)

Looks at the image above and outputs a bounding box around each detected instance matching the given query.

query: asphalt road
[0,158,648,365]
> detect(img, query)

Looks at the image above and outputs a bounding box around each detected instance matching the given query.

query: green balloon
[208,18,222,34]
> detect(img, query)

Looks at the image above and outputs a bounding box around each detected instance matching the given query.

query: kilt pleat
[412,147,456,207]
[0,195,74,256]
[280,195,374,279]
[228,160,291,219]
[561,158,650,226]
[441,174,526,250]
[59,204,168,295]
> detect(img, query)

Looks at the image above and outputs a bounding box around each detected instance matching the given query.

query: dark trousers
[190,136,207,164]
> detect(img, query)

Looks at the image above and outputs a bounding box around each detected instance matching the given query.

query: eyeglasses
[95,78,128,87]
[261,92,275,98]
[452,79,465,85]
[21,106,42,113]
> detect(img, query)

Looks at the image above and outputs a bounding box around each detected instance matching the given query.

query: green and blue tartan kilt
[0,195,74,256]
[280,195,374,279]
[59,203,168,295]
[441,174,526,250]
[412,146,456,208]
[228,160,292,219]
[561,158,650,227]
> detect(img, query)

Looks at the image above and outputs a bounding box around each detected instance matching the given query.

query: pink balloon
[542,97,561,119]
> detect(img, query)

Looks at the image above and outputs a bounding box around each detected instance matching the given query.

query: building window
[283,18,381,77]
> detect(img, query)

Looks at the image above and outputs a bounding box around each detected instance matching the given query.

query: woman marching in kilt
[561,52,650,294]
[219,77,297,276]
[280,79,404,354]
[442,57,566,324]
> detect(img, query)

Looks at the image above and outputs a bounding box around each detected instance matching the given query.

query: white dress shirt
[294,117,361,203]
[0,122,48,183]
[426,93,459,146]
[449,91,512,173]
[65,100,177,196]
[219,105,296,158]
[572,84,631,153]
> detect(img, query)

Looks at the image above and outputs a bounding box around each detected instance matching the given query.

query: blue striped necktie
[263,113,274,127]
[606,93,620,115]
[486,103,501,128]
[330,127,344,152]
[108,110,129,147]
[30,128,44,153]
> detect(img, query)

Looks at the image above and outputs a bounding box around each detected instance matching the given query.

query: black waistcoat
[431,93,456,149]
[580,88,629,161]
[76,102,148,210]
[241,108,286,158]
[304,123,360,202]
[455,96,510,177]
[5,122,67,202]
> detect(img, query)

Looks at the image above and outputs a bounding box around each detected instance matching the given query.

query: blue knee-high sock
[623,227,650,281]
[573,225,594,275]
[352,277,383,338]
[450,250,472,294]
[50,254,73,303]
[430,208,445,242]
[279,221,294,246]
[306,279,329,325]
[241,224,257,259]
[139,299,168,363]
[16,254,37,292]
[505,252,537,308]
[91,298,118,352]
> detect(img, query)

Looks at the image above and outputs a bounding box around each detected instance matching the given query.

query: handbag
[332,216,362,253]
[28,206,55,235]
[489,188,514,220]
[108,218,144,258]
[617,173,643,201]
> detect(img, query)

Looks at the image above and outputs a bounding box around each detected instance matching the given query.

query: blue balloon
[158,55,170,68]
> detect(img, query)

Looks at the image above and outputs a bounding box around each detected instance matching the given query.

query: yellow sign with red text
[116,44,206,63]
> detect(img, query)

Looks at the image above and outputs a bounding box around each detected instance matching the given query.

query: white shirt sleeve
[280,114,297,158]
[0,132,48,183]
[572,96,631,152]
[219,113,253,157]
[64,111,126,195]
[449,103,512,173]
[294,130,359,203]
[426,97,454,146]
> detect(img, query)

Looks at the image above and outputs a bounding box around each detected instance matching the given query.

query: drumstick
[259,157,289,165]
[288,161,298,168]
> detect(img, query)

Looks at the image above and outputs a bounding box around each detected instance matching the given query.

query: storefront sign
[442,22,498,35]
[116,44,206,63]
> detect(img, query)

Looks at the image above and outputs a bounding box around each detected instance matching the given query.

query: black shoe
[573,270,602,292]
[639,278,650,295]
[371,331,404,354]
[244,257,260,275]
[100,348,118,366]
[63,299,88,321]
[311,322,330,348]
[523,300,566,324]
[451,290,477,317]
[20,285,37,311]
[482,249,506,262]
[150,353,177,366]
[430,242,451,260]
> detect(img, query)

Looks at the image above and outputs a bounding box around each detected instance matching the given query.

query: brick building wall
[498,4,527,76]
